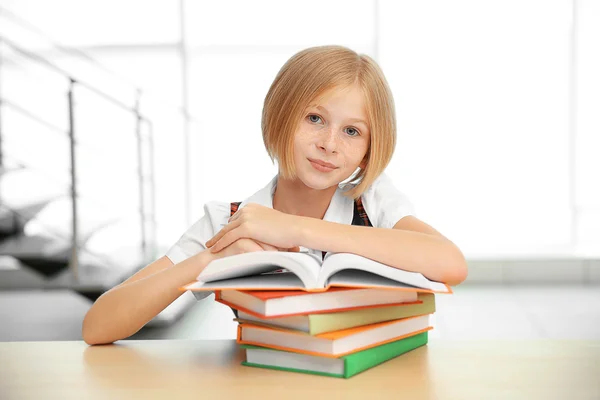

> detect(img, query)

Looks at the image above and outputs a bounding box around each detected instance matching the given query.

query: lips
[308,158,337,169]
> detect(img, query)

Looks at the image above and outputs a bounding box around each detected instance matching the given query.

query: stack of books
[183,251,451,378]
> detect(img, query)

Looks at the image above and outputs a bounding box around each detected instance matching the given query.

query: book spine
[310,294,435,335]
[344,331,429,378]
[219,296,423,319]
[235,324,243,344]
[241,361,344,378]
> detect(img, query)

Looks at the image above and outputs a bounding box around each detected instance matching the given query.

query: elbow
[82,324,97,346]
[82,312,110,346]
[82,333,104,346]
[82,305,139,345]
[444,262,468,286]
[440,242,468,286]
[82,297,121,346]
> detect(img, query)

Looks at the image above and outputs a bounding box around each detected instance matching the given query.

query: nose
[317,127,338,154]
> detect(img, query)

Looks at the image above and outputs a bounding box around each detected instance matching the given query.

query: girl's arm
[82,238,273,345]
[205,204,467,285]
[82,251,215,345]
[295,215,468,286]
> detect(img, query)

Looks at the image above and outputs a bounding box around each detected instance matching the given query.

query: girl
[82,45,467,346]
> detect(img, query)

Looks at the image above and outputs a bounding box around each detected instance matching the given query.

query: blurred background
[0,0,598,342]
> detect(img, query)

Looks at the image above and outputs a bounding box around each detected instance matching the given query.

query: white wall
[1,0,598,260]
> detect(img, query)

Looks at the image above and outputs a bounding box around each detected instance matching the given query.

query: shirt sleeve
[361,172,416,229]
[165,201,229,301]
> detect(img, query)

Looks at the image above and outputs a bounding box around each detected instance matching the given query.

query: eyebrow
[312,105,369,128]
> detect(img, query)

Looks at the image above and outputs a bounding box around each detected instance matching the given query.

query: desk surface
[1,339,599,400]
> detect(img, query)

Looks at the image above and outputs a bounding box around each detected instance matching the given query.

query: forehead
[309,84,364,105]
[308,85,368,115]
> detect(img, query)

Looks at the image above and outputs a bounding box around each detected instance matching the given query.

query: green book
[241,331,428,379]
[236,293,435,335]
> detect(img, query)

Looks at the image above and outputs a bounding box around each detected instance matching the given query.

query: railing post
[134,91,147,258]
[67,78,79,282]
[146,120,157,259]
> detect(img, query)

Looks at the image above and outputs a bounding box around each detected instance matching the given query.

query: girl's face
[292,84,371,190]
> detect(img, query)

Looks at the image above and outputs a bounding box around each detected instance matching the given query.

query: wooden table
[1,339,599,400]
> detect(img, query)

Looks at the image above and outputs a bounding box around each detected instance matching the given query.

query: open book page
[195,251,323,289]
[318,253,450,293]
[185,272,306,291]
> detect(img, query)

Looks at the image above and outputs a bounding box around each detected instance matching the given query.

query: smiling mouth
[308,158,337,172]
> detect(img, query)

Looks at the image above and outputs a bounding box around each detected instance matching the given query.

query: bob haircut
[262,45,397,199]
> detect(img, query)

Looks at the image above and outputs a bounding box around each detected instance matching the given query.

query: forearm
[296,218,467,285]
[82,250,215,345]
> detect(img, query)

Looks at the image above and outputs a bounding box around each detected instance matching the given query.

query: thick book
[237,314,431,358]
[234,292,436,335]
[241,331,428,378]
[215,287,420,317]
[183,251,451,294]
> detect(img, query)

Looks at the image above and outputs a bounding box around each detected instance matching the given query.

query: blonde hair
[262,45,397,199]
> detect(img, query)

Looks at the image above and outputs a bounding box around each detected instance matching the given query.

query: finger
[273,245,300,252]
[257,241,279,251]
[228,211,241,224]
[206,226,229,247]
[206,220,240,247]
[210,229,243,253]
[205,235,216,248]
[277,246,300,252]
[205,231,219,247]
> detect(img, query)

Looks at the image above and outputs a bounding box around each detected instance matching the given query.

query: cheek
[293,133,310,162]
[342,140,369,164]
[293,129,314,150]
[296,124,315,139]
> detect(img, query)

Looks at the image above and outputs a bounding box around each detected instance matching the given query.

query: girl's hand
[205,203,302,254]
[212,237,300,259]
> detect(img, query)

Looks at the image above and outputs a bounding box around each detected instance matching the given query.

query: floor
[1,284,599,342]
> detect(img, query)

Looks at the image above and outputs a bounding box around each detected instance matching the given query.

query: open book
[182,251,451,294]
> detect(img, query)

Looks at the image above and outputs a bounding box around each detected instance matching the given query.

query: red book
[216,287,420,318]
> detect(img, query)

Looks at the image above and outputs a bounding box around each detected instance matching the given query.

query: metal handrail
[0,96,155,217]
[2,37,145,118]
[1,95,153,182]
[0,151,150,221]
[0,5,194,123]
[0,97,66,136]
[2,4,192,228]
[0,34,159,281]
[0,6,141,95]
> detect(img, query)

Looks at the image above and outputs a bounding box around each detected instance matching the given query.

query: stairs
[0,7,159,300]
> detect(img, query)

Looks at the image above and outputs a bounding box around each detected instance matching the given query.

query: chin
[296,168,343,190]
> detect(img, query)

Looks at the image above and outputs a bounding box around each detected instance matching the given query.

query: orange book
[182,251,451,294]
[237,314,432,358]
[215,288,422,317]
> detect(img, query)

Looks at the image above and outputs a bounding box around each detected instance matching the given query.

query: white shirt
[166,172,415,268]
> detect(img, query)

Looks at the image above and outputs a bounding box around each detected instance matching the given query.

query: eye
[307,114,323,124]
[344,127,360,137]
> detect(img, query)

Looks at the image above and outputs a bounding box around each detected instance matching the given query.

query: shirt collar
[240,175,354,226]
[239,175,277,209]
